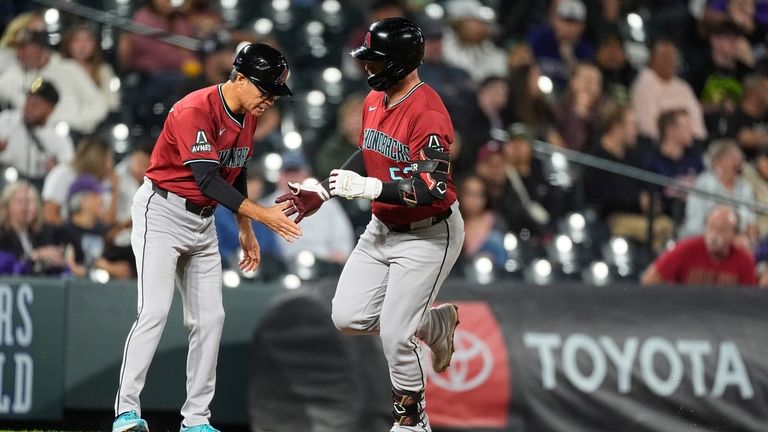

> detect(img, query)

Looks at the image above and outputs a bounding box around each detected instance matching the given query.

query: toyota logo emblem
[426,329,494,392]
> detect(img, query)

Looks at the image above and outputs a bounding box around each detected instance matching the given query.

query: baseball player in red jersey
[112,44,301,432]
[277,18,465,431]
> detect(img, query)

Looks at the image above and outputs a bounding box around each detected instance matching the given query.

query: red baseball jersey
[145,84,257,206]
[360,82,457,226]
[654,236,758,286]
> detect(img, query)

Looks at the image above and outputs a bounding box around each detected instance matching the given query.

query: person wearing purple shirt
[526,0,594,94]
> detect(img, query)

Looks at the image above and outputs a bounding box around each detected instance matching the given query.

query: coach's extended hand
[239,200,302,242]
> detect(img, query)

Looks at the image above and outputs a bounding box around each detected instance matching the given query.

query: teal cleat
[112,410,148,432]
[180,423,221,432]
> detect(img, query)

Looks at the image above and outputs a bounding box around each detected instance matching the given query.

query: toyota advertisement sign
[426,282,768,432]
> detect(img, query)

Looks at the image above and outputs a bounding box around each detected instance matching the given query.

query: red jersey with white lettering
[360,82,456,226]
[145,84,257,206]
[654,236,758,286]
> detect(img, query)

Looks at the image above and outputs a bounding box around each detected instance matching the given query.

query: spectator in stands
[474,140,507,208]
[455,76,512,177]
[505,63,565,147]
[442,0,508,83]
[261,152,355,265]
[594,34,636,105]
[60,23,120,113]
[0,78,74,189]
[417,16,475,121]
[585,103,674,251]
[740,147,768,238]
[645,109,705,222]
[341,0,405,81]
[680,139,757,245]
[631,39,707,141]
[720,74,768,160]
[314,93,365,179]
[173,31,236,99]
[117,0,197,75]
[0,28,108,134]
[0,11,44,76]
[215,165,282,271]
[527,0,594,93]
[118,0,198,134]
[494,123,556,238]
[686,20,754,119]
[0,180,65,275]
[641,205,757,286]
[61,174,132,279]
[702,0,765,41]
[457,174,507,266]
[42,135,117,225]
[179,0,224,39]
[554,63,605,152]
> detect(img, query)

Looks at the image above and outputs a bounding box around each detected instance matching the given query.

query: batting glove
[275,181,330,223]
[329,169,382,200]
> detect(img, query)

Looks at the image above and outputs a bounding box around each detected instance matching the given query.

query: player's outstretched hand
[274,181,329,223]
[265,202,302,242]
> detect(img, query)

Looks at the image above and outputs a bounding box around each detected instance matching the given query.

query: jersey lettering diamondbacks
[145,84,257,206]
[360,82,457,225]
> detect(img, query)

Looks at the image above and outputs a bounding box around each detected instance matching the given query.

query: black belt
[151,182,216,218]
[387,208,452,233]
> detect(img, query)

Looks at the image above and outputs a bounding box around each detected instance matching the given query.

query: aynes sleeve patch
[191,130,213,153]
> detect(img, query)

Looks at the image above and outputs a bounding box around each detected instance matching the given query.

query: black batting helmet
[233,43,293,96]
[351,17,425,91]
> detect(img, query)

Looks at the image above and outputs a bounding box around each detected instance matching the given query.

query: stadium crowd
[0,0,767,287]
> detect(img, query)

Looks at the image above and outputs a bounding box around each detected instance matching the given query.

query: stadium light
[322,0,341,14]
[283,131,303,150]
[222,270,241,288]
[283,274,302,290]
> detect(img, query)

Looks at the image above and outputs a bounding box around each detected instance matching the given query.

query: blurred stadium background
[0,0,767,431]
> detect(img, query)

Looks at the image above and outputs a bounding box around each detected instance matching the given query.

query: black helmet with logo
[351,17,425,91]
[233,43,293,96]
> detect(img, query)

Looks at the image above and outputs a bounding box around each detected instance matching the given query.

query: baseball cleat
[429,304,459,373]
[180,423,221,432]
[112,410,148,432]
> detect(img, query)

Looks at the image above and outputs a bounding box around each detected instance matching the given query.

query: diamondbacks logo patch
[364,31,371,48]
[191,130,212,153]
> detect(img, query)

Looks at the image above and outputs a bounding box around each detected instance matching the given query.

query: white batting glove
[329,169,382,200]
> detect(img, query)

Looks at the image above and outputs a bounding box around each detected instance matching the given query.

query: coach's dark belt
[386,208,452,233]
[151,182,216,218]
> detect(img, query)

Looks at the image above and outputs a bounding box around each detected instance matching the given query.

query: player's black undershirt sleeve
[232,166,248,196]
[189,161,246,212]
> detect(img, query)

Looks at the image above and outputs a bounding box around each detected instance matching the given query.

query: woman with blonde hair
[0,11,45,75]
[0,180,66,274]
[41,135,118,225]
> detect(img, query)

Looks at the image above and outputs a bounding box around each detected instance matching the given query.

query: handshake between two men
[275,169,382,222]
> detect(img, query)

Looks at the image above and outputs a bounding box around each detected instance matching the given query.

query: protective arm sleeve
[375,146,451,207]
[189,161,246,212]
